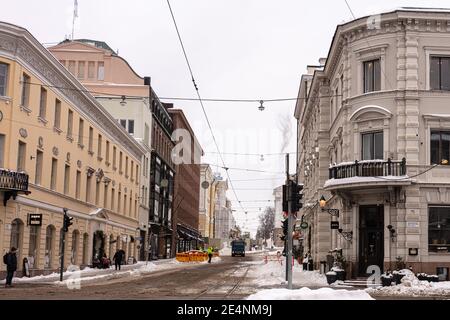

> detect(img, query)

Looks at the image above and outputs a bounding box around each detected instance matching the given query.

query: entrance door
[359,205,384,275]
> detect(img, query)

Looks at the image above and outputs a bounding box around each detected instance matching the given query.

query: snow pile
[248,260,327,287]
[367,270,450,297]
[219,247,231,256]
[247,288,374,300]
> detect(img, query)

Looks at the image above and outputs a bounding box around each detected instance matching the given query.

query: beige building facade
[295,9,450,280]
[0,22,145,277]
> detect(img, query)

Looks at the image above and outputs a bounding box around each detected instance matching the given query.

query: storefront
[177,223,203,252]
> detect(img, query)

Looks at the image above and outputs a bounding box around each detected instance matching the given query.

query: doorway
[359,205,384,275]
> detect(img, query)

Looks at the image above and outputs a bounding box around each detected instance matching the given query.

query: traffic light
[281,218,288,241]
[282,184,288,213]
[289,180,304,213]
[63,208,73,232]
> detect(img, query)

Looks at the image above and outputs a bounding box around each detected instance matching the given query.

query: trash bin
[320,261,327,274]
[308,259,314,271]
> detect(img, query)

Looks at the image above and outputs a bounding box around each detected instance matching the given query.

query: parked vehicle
[231,240,246,257]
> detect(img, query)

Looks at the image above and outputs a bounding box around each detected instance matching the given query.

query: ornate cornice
[0,22,145,161]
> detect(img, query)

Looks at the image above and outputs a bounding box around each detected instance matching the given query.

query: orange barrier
[176,251,209,262]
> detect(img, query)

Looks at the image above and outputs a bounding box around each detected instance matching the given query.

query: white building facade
[295,8,450,280]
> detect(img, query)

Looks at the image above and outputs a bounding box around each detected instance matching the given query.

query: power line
[165,0,245,214]
[205,151,296,156]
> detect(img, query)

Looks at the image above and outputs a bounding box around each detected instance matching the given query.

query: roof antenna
[72,0,78,41]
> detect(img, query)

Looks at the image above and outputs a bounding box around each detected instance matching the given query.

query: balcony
[0,169,31,205]
[324,158,411,191]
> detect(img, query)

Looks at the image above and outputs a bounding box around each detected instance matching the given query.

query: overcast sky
[1,0,447,237]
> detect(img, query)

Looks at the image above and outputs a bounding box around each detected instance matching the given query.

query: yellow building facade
[0,22,145,276]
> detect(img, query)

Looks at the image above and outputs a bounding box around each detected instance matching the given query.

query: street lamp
[120,95,127,106]
[337,228,353,241]
[319,195,339,217]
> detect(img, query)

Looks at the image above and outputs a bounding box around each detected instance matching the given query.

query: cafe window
[45,225,55,268]
[363,59,381,93]
[431,131,450,165]
[362,131,383,160]
[28,225,40,268]
[430,56,450,90]
[429,207,450,253]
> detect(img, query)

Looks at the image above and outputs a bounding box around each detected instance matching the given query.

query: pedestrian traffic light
[289,180,304,213]
[63,208,73,232]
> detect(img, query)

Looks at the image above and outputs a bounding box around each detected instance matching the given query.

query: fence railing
[0,169,29,192]
[329,158,406,180]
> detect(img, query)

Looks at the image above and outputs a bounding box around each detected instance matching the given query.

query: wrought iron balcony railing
[0,169,29,192]
[328,158,406,180]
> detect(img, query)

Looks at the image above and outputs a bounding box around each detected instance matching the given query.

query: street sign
[331,221,340,229]
[27,214,42,226]
[300,222,309,229]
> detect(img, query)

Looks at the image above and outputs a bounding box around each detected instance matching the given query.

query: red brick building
[167,108,203,252]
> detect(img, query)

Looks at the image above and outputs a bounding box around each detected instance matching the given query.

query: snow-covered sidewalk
[366,270,450,298]
[247,287,374,300]
[1,257,221,287]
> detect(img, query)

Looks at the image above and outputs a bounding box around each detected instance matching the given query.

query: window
[39,87,47,119]
[88,127,94,153]
[17,141,26,172]
[35,150,43,185]
[71,230,79,265]
[21,73,30,107]
[86,173,92,203]
[50,158,57,190]
[128,120,134,134]
[429,207,450,253]
[144,123,150,146]
[97,62,104,80]
[363,59,381,93]
[105,141,110,164]
[120,119,127,129]
[340,74,344,108]
[28,225,40,268]
[111,188,115,211]
[68,60,76,74]
[82,233,89,265]
[361,131,383,160]
[10,219,23,254]
[44,225,54,268]
[431,131,450,165]
[0,63,8,96]
[113,146,117,169]
[78,118,84,146]
[0,134,5,168]
[76,170,81,199]
[104,184,108,209]
[124,194,127,215]
[136,164,139,182]
[130,160,134,180]
[88,61,95,79]
[54,99,61,129]
[95,180,101,206]
[119,151,123,173]
[118,191,122,213]
[64,164,70,195]
[125,156,129,177]
[430,57,450,90]
[77,61,85,79]
[65,110,73,140]
[97,134,102,158]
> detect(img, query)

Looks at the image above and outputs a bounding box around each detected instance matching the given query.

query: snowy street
[1,251,448,299]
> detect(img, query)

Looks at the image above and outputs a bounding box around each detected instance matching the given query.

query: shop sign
[331,221,339,229]
[27,214,42,226]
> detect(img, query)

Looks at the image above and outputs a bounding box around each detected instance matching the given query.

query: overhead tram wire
[165,0,245,212]
[20,81,343,104]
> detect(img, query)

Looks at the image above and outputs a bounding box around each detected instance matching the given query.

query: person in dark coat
[5,247,18,287]
[113,249,123,270]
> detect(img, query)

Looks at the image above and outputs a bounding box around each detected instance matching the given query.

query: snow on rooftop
[324,175,410,188]
[247,287,374,300]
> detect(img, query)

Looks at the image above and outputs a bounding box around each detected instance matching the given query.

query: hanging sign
[27,214,42,226]
[331,221,340,229]
[300,222,309,229]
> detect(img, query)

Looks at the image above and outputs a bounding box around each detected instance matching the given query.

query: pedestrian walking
[207,247,213,264]
[3,247,18,287]
[113,249,123,271]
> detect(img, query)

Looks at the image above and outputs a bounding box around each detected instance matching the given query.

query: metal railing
[0,169,29,192]
[329,158,406,180]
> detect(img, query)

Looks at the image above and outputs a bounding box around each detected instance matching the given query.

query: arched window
[82,233,89,265]
[45,225,55,269]
[71,230,80,265]
[10,219,24,252]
